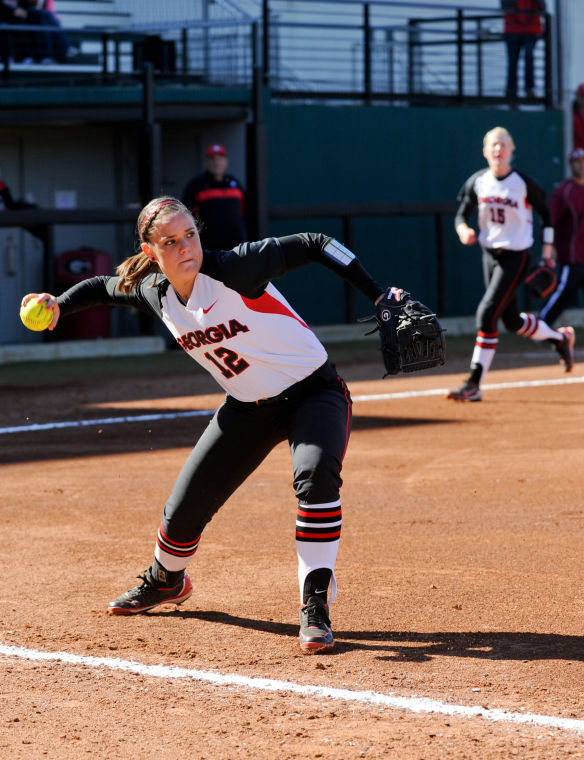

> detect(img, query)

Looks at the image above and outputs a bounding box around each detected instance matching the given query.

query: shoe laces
[123,573,155,598]
[303,597,330,628]
[125,572,177,602]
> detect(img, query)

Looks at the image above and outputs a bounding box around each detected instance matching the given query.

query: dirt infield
[1,337,583,759]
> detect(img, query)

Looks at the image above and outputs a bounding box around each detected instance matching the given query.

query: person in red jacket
[502,0,546,99]
[572,84,584,151]
[540,149,584,326]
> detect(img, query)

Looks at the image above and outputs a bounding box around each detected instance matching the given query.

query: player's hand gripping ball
[20,299,54,332]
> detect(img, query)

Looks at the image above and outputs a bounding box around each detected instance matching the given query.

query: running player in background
[21,197,389,655]
[448,126,575,402]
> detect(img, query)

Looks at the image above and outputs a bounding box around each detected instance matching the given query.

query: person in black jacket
[182,143,247,250]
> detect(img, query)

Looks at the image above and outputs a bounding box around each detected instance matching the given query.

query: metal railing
[0,3,553,106]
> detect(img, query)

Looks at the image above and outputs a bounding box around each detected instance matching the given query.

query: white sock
[471,332,498,385]
[296,500,341,603]
[518,313,562,341]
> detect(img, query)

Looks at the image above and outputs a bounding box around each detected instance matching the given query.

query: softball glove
[362,287,446,376]
[525,258,557,299]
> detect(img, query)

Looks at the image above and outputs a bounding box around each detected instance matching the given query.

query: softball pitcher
[22,196,389,654]
[448,126,575,402]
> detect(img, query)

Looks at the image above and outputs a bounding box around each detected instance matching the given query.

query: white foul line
[352,374,584,402]
[0,642,582,734]
[1,375,583,436]
[0,409,214,435]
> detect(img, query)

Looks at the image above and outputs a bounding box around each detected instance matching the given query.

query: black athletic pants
[540,263,584,326]
[477,247,531,334]
[161,362,352,544]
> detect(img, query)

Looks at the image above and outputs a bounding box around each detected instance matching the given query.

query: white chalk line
[0,643,582,734]
[2,375,584,436]
[0,409,214,435]
[351,374,584,402]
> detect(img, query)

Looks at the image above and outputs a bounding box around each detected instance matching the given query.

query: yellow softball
[20,299,54,332]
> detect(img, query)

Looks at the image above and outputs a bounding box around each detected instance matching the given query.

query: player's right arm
[454,172,480,246]
[56,275,161,317]
[456,223,477,246]
[22,275,162,332]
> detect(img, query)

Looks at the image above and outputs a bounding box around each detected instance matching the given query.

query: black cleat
[299,595,334,654]
[108,571,193,615]
[446,379,482,402]
[555,326,575,372]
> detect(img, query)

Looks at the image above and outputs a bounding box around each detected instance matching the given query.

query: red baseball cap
[205,143,227,157]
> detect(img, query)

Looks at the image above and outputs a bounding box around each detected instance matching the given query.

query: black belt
[485,247,527,256]
[253,361,334,406]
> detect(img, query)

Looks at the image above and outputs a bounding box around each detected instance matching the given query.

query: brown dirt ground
[1,337,584,759]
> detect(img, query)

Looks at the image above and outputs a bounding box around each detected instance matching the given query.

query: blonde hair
[483,126,515,152]
[116,196,196,294]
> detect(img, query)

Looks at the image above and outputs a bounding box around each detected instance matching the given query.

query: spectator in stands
[182,143,247,250]
[13,0,70,63]
[573,84,584,151]
[0,1,29,60]
[0,0,24,21]
[501,0,546,99]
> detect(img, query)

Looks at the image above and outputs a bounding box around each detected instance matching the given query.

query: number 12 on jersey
[204,347,250,378]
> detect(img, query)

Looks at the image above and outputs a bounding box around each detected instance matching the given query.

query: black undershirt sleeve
[277,232,384,302]
[454,172,480,229]
[518,170,553,229]
[56,275,162,318]
[204,233,385,302]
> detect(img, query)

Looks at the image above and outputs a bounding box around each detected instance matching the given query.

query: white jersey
[56,233,384,403]
[455,168,552,251]
[161,275,327,401]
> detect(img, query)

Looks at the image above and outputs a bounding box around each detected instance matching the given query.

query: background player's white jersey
[456,168,552,251]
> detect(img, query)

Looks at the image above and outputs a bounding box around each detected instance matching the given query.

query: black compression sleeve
[454,173,479,229]
[56,276,116,316]
[56,275,158,317]
[278,233,384,302]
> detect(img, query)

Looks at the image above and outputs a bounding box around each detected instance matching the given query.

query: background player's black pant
[539,263,584,326]
[157,363,352,571]
[477,247,531,334]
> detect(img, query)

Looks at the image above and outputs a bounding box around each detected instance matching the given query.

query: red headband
[139,200,179,235]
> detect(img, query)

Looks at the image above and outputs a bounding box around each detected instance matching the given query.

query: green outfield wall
[265,104,564,325]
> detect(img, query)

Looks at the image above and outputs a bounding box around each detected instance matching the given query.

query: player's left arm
[520,171,554,259]
[278,232,384,302]
[206,233,384,302]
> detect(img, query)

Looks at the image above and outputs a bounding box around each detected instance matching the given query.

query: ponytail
[116,253,160,294]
